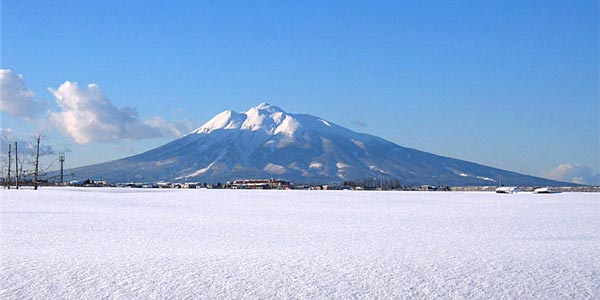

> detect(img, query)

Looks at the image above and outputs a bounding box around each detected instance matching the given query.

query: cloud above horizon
[547,164,599,186]
[350,120,368,128]
[48,81,188,144]
[0,128,26,160]
[0,128,59,159]
[0,69,43,119]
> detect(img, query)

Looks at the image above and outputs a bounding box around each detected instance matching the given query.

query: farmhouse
[232,179,290,189]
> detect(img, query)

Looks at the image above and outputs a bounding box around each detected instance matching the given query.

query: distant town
[4,177,599,193]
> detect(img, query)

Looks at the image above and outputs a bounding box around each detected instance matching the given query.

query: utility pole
[14,142,19,189]
[33,135,40,190]
[6,144,11,189]
[59,152,65,184]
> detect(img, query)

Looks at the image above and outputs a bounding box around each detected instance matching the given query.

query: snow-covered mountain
[67,103,565,186]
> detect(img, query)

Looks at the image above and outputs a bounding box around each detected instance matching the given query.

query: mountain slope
[66,103,567,186]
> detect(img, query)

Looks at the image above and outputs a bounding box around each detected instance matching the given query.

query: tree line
[2,134,58,190]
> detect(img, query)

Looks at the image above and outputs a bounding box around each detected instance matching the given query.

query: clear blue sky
[1,0,598,184]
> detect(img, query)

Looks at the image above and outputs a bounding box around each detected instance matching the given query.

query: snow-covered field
[1,188,598,299]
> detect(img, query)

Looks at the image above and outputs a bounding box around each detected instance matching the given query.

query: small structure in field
[533,187,560,194]
[495,186,519,194]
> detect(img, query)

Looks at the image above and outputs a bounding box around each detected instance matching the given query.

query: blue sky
[1,1,598,184]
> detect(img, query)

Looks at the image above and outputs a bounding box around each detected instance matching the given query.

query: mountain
[66,103,566,186]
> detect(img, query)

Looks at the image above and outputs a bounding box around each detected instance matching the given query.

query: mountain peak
[255,102,271,109]
[192,109,245,134]
[245,102,285,114]
[192,103,291,134]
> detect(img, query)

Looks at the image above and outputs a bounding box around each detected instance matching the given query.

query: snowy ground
[1,188,598,299]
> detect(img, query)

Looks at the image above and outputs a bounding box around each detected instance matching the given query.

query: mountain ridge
[64,103,569,186]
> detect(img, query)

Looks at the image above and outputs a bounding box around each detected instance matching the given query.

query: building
[231,179,290,189]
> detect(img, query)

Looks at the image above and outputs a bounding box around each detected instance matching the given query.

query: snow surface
[309,162,323,169]
[1,188,598,299]
[263,163,287,175]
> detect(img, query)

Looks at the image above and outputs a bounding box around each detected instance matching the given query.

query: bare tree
[2,135,58,190]
[33,135,40,190]
[15,142,19,189]
[24,134,57,189]
[6,144,11,189]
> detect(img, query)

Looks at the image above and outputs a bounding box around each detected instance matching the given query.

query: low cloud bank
[47,81,187,144]
[0,70,42,119]
[1,69,191,145]
[547,164,599,186]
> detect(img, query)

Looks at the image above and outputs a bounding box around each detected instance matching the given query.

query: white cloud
[48,81,186,144]
[0,128,18,153]
[547,164,599,186]
[0,69,42,119]
[0,127,16,139]
[1,128,31,151]
[0,128,57,159]
[143,117,186,137]
[350,120,368,128]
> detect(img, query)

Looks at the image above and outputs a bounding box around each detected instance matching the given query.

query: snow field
[1,188,599,299]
